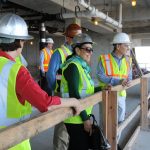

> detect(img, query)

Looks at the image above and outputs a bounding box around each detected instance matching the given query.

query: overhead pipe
[61,0,122,30]
[78,0,122,28]
[119,3,122,26]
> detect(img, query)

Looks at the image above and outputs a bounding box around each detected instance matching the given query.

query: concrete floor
[30,84,141,150]
[129,130,150,150]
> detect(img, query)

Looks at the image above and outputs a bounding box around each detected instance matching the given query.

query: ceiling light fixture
[131,0,136,7]
[91,17,99,25]
[30,41,33,45]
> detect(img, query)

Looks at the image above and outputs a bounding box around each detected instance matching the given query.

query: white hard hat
[0,13,33,40]
[111,32,131,44]
[46,38,54,44]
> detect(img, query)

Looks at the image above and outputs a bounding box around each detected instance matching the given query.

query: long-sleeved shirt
[97,52,132,86]
[0,50,61,112]
[46,43,72,91]
[40,47,52,73]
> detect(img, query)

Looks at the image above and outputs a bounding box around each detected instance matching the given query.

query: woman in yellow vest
[61,33,100,150]
[0,13,80,150]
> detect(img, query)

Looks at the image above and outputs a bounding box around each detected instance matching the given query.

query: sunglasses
[80,47,93,53]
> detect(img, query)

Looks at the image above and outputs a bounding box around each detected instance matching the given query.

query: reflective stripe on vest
[61,59,94,124]
[102,54,128,78]
[54,45,72,92]
[0,57,31,127]
[42,48,53,72]
[56,74,62,80]
[100,54,129,97]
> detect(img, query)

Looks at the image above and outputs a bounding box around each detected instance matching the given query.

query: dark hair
[66,42,92,60]
[112,44,117,52]
[0,39,21,52]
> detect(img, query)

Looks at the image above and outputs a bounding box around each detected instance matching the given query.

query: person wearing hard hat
[46,23,82,150]
[39,37,54,95]
[60,33,96,150]
[0,13,81,150]
[46,24,82,94]
[97,32,132,147]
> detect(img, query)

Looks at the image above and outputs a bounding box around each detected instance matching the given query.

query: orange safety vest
[42,48,53,72]
[101,53,130,78]
[99,53,131,96]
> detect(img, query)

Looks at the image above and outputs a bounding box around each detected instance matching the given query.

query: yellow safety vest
[0,57,32,150]
[15,55,28,67]
[55,45,72,92]
[99,53,131,97]
[15,55,22,65]
[61,57,94,124]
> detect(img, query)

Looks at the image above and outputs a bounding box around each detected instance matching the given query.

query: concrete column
[39,22,46,50]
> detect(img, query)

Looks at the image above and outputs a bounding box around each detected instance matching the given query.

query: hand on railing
[104,84,112,91]
[48,98,81,115]
[121,79,131,87]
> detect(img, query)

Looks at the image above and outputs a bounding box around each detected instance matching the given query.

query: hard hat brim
[111,41,132,45]
[0,33,33,40]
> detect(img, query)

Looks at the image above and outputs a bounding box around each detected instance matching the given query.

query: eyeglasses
[80,47,93,53]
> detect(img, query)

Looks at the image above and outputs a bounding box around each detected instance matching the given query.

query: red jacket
[0,50,61,112]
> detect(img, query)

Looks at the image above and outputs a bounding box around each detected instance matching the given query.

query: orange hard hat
[65,23,82,38]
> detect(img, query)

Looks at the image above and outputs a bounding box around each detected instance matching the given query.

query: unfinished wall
[89,31,113,79]
[132,33,150,46]
[22,33,64,78]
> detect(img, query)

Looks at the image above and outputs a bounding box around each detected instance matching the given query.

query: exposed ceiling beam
[145,0,150,7]
[123,26,150,34]
[46,0,84,12]
[124,20,150,28]
[121,0,130,5]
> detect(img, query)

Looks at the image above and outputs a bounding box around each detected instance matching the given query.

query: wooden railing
[102,78,141,150]
[0,74,150,150]
[123,74,150,150]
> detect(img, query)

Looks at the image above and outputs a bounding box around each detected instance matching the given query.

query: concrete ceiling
[1,0,150,35]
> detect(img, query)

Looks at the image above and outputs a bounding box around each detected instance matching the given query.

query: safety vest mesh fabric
[61,59,94,124]
[8,139,31,150]
[99,53,129,97]
[42,48,53,72]
[0,57,32,128]
[15,56,22,65]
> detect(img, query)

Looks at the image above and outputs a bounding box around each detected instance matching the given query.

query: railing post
[102,91,109,137]
[141,77,149,130]
[107,91,118,150]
